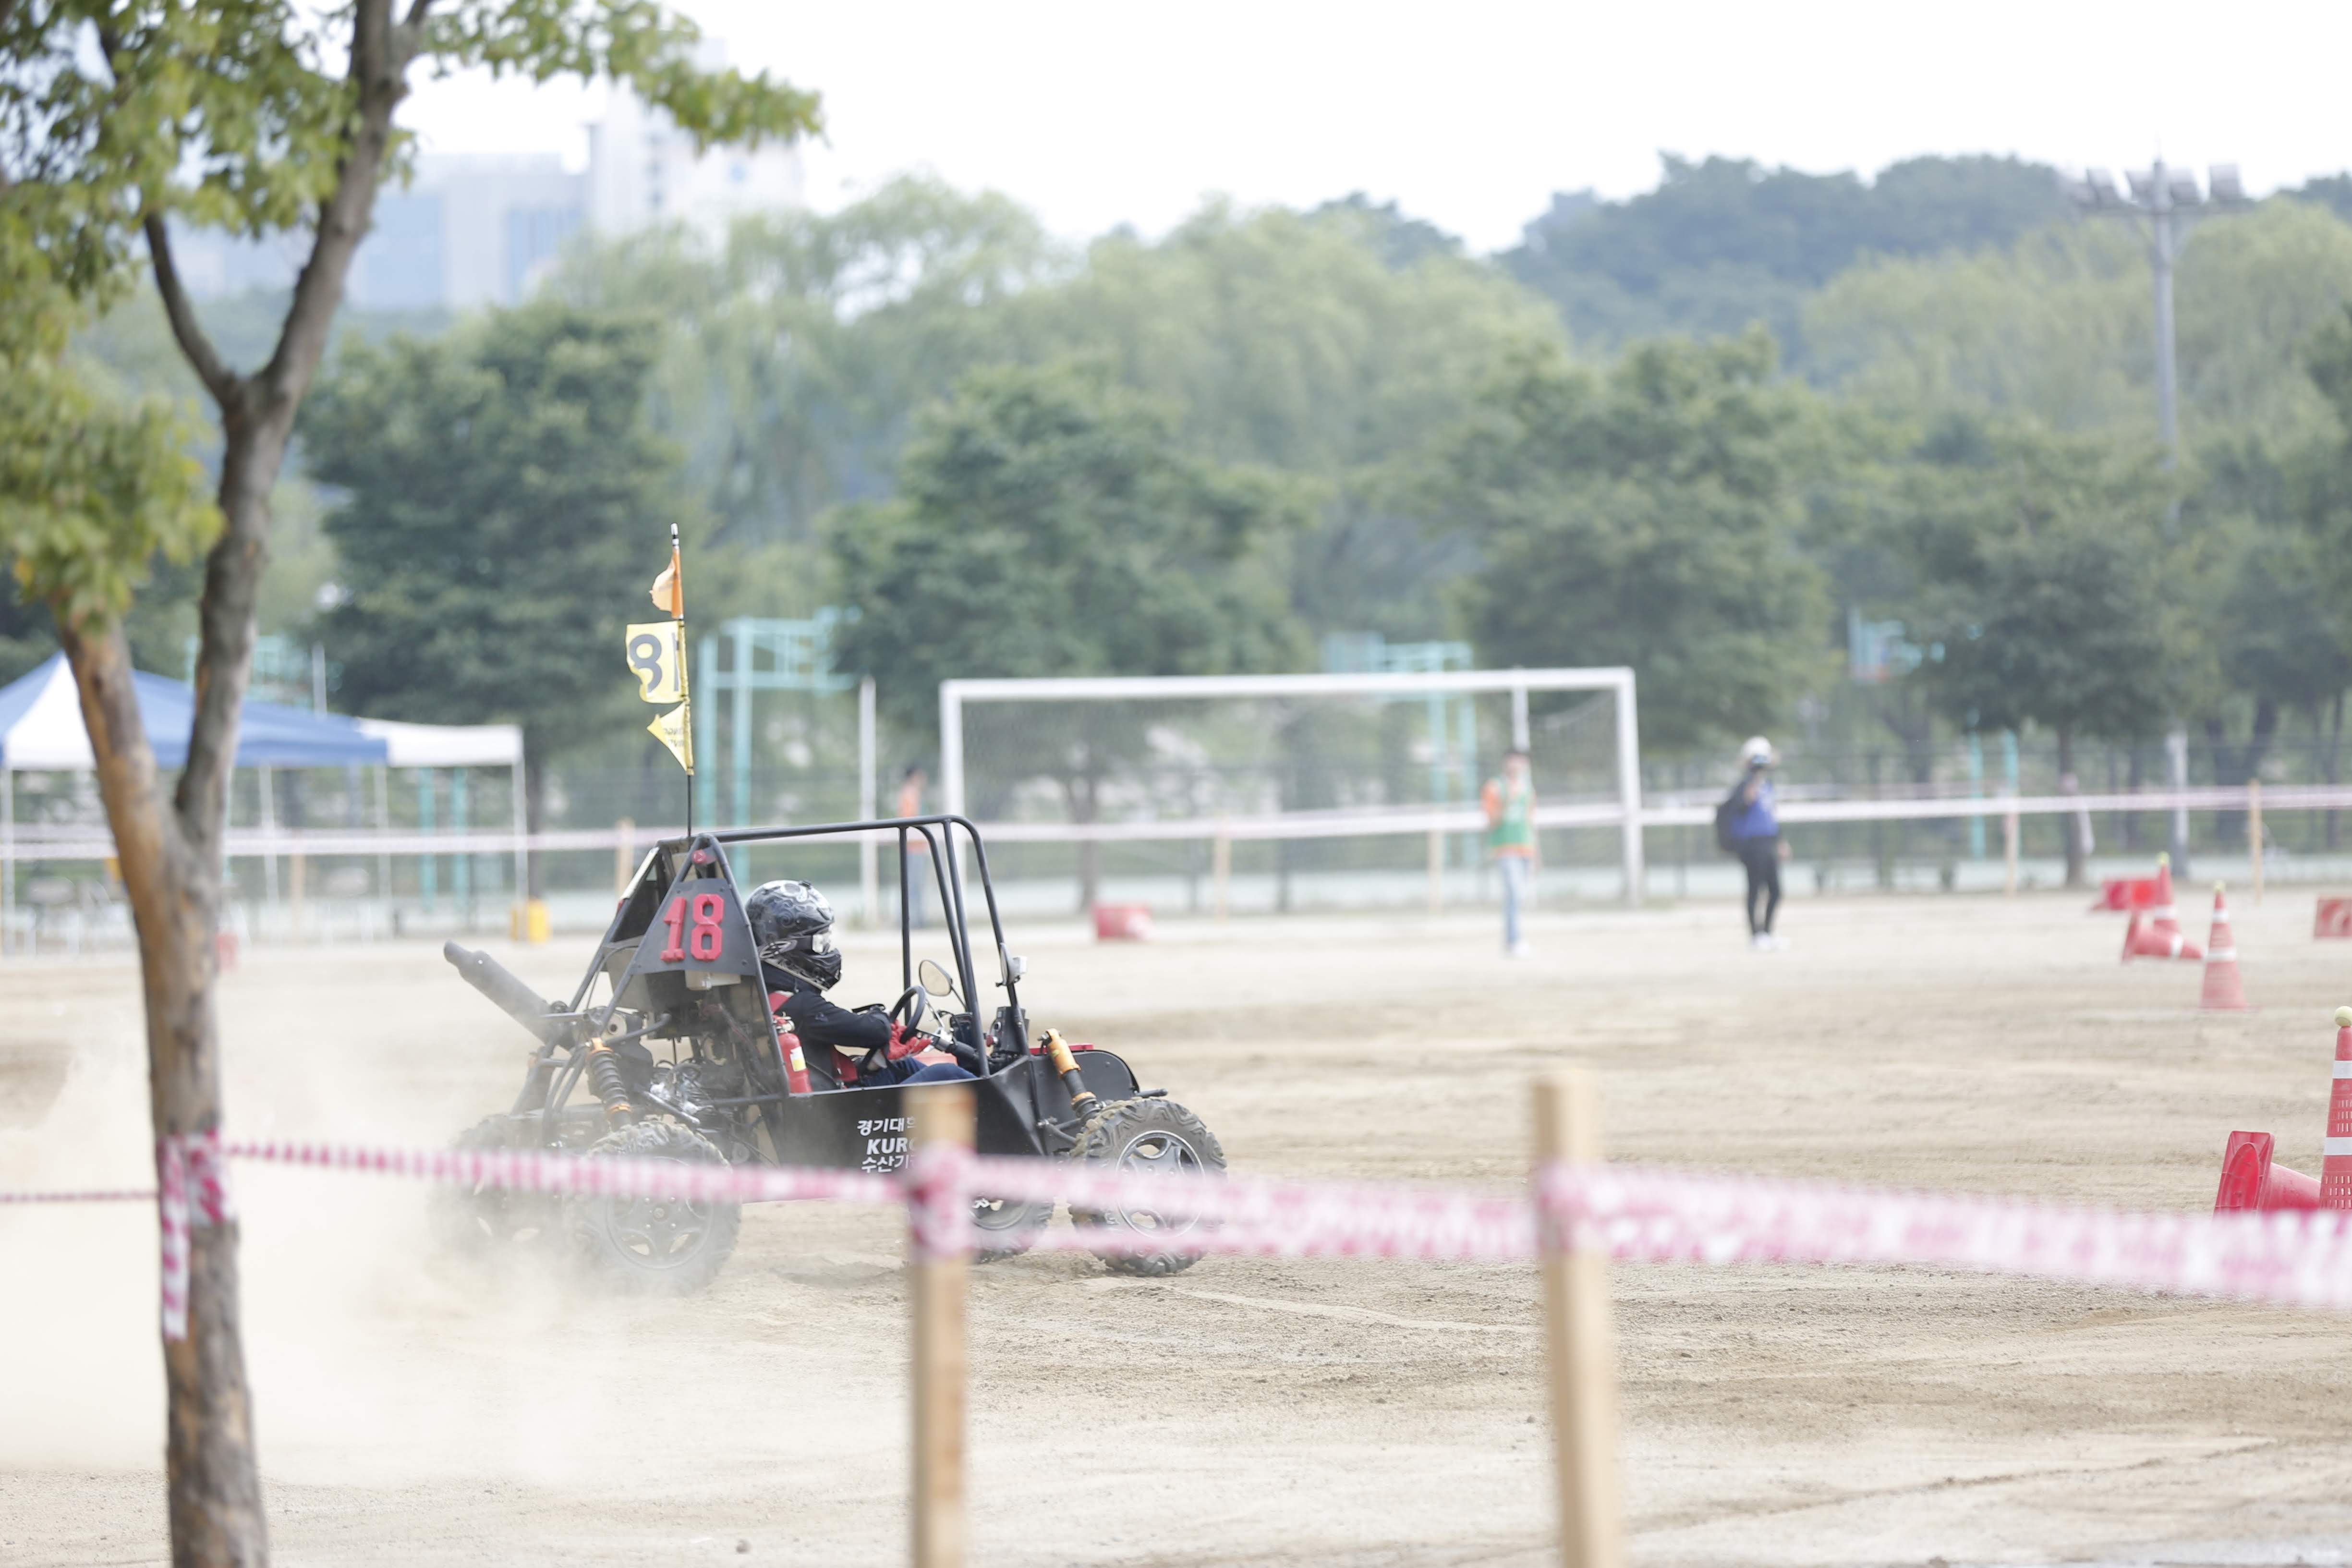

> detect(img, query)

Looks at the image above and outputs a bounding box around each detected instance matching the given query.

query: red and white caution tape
[221,1137,903,1207]
[1547,1165,2352,1312]
[157,1130,234,1341]
[19,1137,2352,1320]
[962,1152,1534,1261]
[0,1186,158,1203]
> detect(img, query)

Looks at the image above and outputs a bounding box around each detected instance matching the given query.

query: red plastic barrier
[2091,876,2162,912]
[1092,904,1152,941]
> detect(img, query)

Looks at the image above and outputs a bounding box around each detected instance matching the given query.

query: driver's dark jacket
[762,966,913,1088]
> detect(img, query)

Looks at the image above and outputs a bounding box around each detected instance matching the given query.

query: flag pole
[673,521,692,839]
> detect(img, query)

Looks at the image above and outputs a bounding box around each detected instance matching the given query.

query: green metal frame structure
[692,613,859,828]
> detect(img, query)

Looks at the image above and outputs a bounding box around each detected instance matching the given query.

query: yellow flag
[649,549,682,616]
[648,703,693,774]
[624,621,684,704]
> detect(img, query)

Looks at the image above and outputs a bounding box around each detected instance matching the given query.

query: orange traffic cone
[2148,852,2185,939]
[2199,885,2251,1010]
[2122,910,2203,962]
[2213,1130,2322,1212]
[2325,1006,2352,1210]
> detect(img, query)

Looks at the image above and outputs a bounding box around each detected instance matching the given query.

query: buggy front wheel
[1068,1097,1225,1277]
[566,1120,741,1293]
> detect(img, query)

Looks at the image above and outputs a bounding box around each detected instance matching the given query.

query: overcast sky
[399,0,2352,254]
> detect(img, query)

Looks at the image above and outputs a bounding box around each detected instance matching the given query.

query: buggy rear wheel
[566,1119,741,1293]
[430,1115,556,1256]
[970,1195,1050,1263]
[1068,1097,1225,1277]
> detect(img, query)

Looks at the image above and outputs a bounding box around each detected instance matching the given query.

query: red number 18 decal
[660,894,728,963]
[689,893,725,960]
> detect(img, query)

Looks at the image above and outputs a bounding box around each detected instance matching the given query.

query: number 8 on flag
[625,621,684,704]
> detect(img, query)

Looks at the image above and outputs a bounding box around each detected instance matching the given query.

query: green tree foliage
[304,305,679,867]
[1888,422,2177,879]
[1431,332,1831,751]
[0,232,218,664]
[550,176,1064,546]
[560,191,1561,643]
[1005,203,1567,643]
[829,362,1306,906]
[1806,201,2352,445]
[834,363,1307,732]
[1504,154,2070,353]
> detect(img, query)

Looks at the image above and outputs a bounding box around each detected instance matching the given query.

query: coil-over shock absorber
[587,1021,635,1125]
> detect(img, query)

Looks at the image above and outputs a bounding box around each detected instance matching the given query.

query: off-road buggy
[433,815,1224,1290]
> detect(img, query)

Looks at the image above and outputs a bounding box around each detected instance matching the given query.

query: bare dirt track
[7,890,2352,1567]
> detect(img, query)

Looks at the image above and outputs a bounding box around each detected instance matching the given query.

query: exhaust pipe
[444,941,568,1044]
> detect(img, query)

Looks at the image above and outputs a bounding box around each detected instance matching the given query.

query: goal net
[940,671,1642,917]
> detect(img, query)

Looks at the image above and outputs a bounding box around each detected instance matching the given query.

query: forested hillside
[36,154,2352,801]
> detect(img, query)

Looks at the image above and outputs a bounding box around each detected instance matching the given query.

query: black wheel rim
[971,1195,1039,1234]
[1108,1129,1207,1236]
[600,1157,717,1270]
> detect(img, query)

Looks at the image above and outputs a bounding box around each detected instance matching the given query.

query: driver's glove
[885,1021,934,1062]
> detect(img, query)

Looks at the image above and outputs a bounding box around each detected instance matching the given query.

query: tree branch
[182,0,405,840]
[256,0,403,413]
[142,215,241,408]
[394,0,436,55]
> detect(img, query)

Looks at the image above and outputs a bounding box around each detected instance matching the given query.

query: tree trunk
[2058,727,2086,889]
[56,620,267,1567]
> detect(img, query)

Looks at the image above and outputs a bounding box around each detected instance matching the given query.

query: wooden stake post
[1534,1073,1623,1568]
[2249,779,2264,904]
[2002,802,2020,897]
[909,1083,972,1568]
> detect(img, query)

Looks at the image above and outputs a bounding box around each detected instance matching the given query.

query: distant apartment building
[165,45,801,310]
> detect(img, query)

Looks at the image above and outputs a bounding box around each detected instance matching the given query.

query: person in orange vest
[895,764,929,929]
[1481,748,1538,958]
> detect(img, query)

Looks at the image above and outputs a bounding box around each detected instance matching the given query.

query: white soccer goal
[938,669,1643,913]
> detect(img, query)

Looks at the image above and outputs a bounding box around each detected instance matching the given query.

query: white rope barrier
[6,783,2347,862]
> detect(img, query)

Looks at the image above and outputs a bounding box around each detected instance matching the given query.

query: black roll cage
[582,814,1021,1025]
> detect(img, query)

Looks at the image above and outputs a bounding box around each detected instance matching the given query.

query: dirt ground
[7,888,2352,1567]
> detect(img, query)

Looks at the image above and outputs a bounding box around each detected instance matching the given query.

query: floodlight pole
[2064,157,2252,878]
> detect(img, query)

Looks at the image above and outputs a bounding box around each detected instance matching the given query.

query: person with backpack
[1715,736,1789,949]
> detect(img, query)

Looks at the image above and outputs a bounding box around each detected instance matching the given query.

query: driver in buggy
[745,879,979,1091]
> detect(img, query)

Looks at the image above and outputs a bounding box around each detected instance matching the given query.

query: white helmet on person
[1739,736,1776,768]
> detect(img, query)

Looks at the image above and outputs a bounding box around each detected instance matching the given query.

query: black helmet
[745,879,841,989]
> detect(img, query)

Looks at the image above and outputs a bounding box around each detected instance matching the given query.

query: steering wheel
[887,984,930,1033]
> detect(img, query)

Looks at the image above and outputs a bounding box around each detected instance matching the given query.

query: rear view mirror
[918,958,960,1004]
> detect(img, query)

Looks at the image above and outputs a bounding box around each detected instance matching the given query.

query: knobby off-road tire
[1068,1097,1226,1277]
[430,1115,558,1257]
[566,1119,741,1294]
[969,1195,1051,1264]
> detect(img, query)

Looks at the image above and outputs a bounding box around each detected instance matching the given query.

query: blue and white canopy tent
[0,653,523,939]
